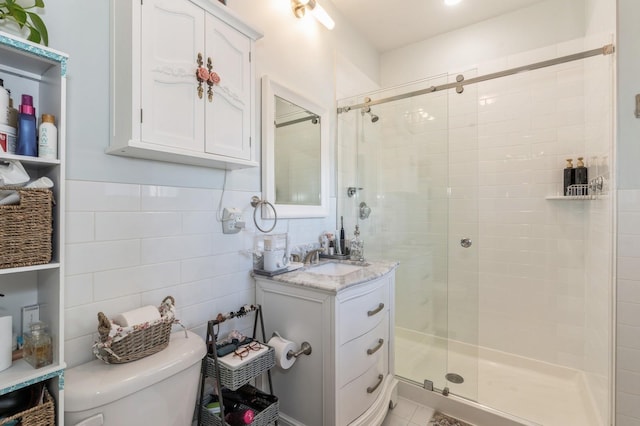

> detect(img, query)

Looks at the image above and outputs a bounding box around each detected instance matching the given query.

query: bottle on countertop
[16,94,37,156]
[38,114,57,160]
[563,158,575,196]
[349,225,364,261]
[339,216,346,255]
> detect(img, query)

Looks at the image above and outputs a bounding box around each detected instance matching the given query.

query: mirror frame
[261,75,330,218]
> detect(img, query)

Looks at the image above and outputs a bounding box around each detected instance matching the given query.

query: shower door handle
[460,238,472,248]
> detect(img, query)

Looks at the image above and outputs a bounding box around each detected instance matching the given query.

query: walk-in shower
[337,39,614,426]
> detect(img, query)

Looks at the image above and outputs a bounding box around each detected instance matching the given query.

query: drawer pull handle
[367,303,384,317]
[367,338,384,355]
[367,374,384,394]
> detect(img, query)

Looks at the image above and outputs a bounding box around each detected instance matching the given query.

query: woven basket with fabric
[0,387,55,426]
[0,187,53,269]
[93,296,177,364]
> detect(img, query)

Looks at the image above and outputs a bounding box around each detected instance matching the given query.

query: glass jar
[349,225,364,261]
[23,321,53,369]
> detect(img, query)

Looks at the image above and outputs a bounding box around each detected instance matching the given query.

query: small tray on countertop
[253,262,303,277]
[319,253,349,260]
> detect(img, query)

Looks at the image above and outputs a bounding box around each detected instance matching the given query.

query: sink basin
[306,262,364,276]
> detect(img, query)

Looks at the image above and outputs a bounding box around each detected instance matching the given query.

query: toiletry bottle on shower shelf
[563,158,575,196]
[575,157,588,193]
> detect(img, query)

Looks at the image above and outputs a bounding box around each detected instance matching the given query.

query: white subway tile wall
[64,180,333,368]
[617,189,640,424]
[338,36,613,421]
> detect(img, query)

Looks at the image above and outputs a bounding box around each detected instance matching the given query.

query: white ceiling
[328,0,549,52]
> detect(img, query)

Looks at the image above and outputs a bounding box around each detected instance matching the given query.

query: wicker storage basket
[0,187,53,269]
[205,346,275,391]
[0,387,55,426]
[94,296,175,364]
[200,385,279,426]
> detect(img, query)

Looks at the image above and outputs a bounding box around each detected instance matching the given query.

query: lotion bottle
[38,114,57,159]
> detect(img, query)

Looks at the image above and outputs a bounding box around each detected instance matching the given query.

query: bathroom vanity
[255,260,398,426]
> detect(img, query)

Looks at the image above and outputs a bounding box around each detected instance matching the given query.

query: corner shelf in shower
[545,195,595,200]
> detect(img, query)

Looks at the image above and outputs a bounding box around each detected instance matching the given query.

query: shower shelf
[545,195,595,200]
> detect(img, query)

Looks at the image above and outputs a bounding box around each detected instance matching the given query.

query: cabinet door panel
[141,0,205,151]
[205,13,251,160]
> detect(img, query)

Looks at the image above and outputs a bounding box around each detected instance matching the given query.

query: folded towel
[112,305,160,327]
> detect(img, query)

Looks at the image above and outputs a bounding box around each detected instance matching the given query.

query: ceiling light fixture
[292,0,335,30]
[444,0,462,6]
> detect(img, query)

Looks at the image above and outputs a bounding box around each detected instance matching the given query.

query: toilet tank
[65,330,206,426]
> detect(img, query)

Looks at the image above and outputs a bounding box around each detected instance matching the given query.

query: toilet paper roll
[112,305,160,327]
[267,333,297,370]
[0,316,12,373]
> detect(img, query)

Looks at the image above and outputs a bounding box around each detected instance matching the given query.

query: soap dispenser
[349,225,364,261]
[563,158,575,196]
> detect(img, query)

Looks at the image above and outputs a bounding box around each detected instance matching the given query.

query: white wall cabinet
[255,269,398,426]
[108,0,262,169]
[0,31,67,425]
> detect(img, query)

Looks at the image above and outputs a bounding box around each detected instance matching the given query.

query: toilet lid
[64,330,205,412]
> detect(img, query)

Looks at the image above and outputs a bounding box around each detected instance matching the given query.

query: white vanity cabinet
[255,264,398,426]
[108,0,262,169]
[0,32,67,425]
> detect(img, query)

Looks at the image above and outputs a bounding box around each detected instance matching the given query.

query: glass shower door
[337,71,479,402]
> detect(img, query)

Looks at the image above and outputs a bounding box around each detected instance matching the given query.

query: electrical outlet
[21,304,39,335]
[222,207,243,234]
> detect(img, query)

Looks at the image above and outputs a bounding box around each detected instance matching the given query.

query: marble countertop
[253,258,399,294]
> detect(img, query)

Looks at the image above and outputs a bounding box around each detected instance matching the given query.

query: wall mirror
[262,76,329,218]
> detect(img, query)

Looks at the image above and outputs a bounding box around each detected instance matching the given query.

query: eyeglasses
[233,341,263,359]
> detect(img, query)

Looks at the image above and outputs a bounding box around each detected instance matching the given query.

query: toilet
[64,330,206,426]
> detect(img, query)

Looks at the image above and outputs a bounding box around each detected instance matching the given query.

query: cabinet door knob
[367,303,384,317]
[366,338,384,355]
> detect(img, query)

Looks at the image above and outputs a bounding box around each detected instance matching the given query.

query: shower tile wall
[617,190,640,424]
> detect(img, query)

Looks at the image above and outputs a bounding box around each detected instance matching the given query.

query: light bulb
[311,2,335,30]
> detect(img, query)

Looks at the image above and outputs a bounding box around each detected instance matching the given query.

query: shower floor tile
[396,328,598,426]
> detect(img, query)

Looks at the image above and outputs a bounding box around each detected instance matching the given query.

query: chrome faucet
[303,249,323,265]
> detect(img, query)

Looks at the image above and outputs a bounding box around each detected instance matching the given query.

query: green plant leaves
[0,0,48,46]
[27,12,47,45]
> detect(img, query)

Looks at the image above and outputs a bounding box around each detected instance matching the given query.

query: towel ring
[251,196,278,233]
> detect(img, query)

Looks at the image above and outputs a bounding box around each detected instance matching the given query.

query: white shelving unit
[0,31,68,424]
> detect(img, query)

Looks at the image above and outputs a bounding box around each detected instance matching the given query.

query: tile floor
[382,396,436,426]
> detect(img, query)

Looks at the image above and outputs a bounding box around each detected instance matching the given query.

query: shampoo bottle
[38,114,58,159]
[16,94,37,156]
[563,158,575,196]
[575,157,588,185]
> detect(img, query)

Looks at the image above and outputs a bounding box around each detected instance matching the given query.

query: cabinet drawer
[338,359,387,425]
[339,279,389,345]
[339,313,388,388]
